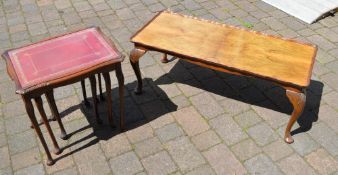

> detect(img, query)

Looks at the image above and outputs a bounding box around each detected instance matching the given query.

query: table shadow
[155,59,323,136]
[51,78,177,163]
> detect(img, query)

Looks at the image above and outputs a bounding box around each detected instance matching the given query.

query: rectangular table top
[4,27,122,92]
[131,11,317,88]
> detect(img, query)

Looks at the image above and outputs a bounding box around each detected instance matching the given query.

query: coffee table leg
[284,89,306,144]
[98,73,105,101]
[102,72,114,128]
[81,80,90,107]
[130,48,146,95]
[35,97,62,155]
[161,54,169,63]
[22,96,55,166]
[89,76,102,124]
[116,63,125,131]
[45,91,68,140]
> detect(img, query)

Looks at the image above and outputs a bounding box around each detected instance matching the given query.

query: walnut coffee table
[129,11,317,144]
[2,27,125,165]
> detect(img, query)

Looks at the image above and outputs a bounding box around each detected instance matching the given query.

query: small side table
[2,27,125,165]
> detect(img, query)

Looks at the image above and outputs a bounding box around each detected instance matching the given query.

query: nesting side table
[2,27,125,165]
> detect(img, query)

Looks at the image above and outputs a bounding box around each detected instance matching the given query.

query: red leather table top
[7,27,121,90]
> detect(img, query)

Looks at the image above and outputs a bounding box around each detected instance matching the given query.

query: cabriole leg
[130,47,146,95]
[285,89,306,144]
[115,63,125,131]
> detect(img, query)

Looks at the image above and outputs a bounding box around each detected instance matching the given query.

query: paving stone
[305,148,338,175]
[116,8,136,20]
[0,167,13,175]
[5,115,30,136]
[126,124,154,143]
[261,17,287,31]
[0,133,7,147]
[169,95,191,110]
[27,22,48,36]
[101,133,132,158]
[177,80,204,97]
[110,151,143,175]
[141,151,177,175]
[231,139,262,161]
[190,92,224,119]
[134,137,163,158]
[247,122,278,146]
[307,35,336,51]
[172,106,209,136]
[14,164,45,175]
[54,0,72,9]
[44,148,75,175]
[0,147,10,169]
[308,122,338,156]
[234,110,262,129]
[11,148,41,171]
[8,130,37,155]
[73,144,111,175]
[318,105,338,133]
[3,100,26,119]
[323,91,338,110]
[185,164,215,175]
[210,114,248,145]
[166,137,205,173]
[155,123,184,143]
[53,167,78,175]
[220,98,251,116]
[252,101,289,129]
[321,73,338,91]
[191,130,221,151]
[181,0,202,11]
[278,154,317,175]
[203,144,247,175]
[244,154,282,175]
[149,113,175,129]
[263,139,293,161]
[316,49,336,64]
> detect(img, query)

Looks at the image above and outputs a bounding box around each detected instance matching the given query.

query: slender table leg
[284,89,306,144]
[22,96,55,166]
[161,53,169,63]
[98,73,104,101]
[35,97,62,155]
[81,80,90,107]
[115,63,125,131]
[89,76,102,124]
[45,91,67,140]
[130,48,146,95]
[102,72,114,128]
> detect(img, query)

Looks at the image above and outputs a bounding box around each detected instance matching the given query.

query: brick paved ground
[0,0,338,174]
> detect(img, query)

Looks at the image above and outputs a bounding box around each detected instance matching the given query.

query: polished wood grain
[131,11,317,88]
[130,11,316,144]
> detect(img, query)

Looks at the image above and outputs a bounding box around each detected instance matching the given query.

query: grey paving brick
[169,95,191,110]
[27,22,48,36]
[54,0,72,9]
[126,124,154,143]
[11,148,41,171]
[234,110,262,129]
[0,147,10,169]
[231,139,261,161]
[134,137,163,158]
[210,114,248,145]
[185,164,215,175]
[278,154,317,175]
[308,122,338,156]
[0,133,7,147]
[323,91,338,110]
[73,145,111,175]
[261,17,287,31]
[318,105,338,133]
[166,137,205,173]
[190,92,224,119]
[305,148,338,175]
[263,139,293,161]
[247,122,278,146]
[220,98,251,116]
[181,0,202,11]
[14,164,45,175]
[149,113,175,129]
[326,60,338,74]
[0,167,13,175]
[321,73,338,91]
[252,101,289,129]
[141,151,177,175]
[8,130,37,155]
[307,35,336,51]
[116,8,136,20]
[204,144,247,175]
[191,130,221,151]
[172,106,209,137]
[101,133,132,158]
[155,123,184,143]
[53,167,78,175]
[4,114,30,136]
[244,154,282,175]
[110,151,143,175]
